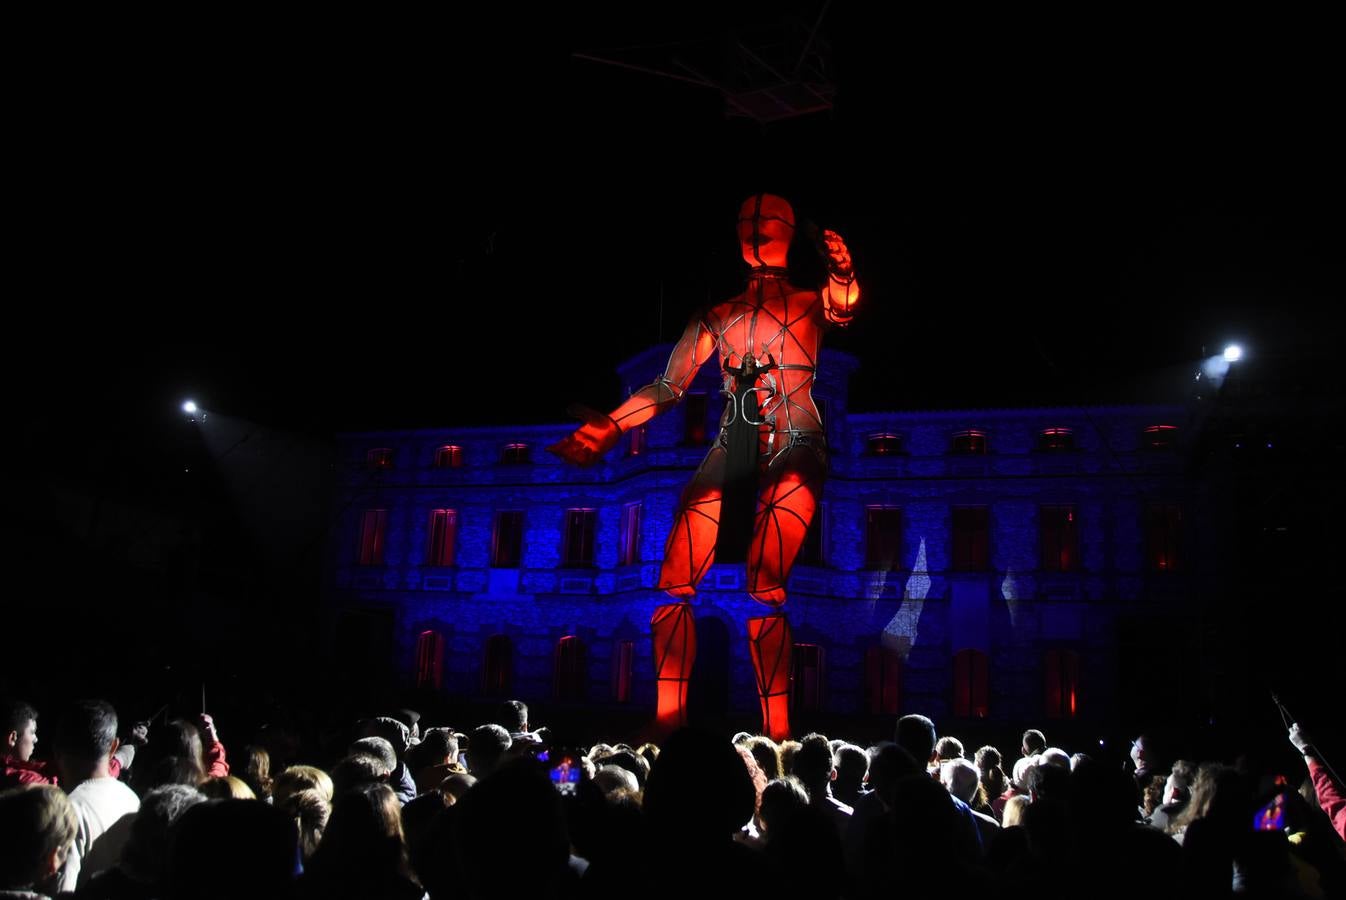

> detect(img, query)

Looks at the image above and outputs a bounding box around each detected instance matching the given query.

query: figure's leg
[658,446,728,598]
[650,601,696,730]
[747,612,793,741]
[745,442,825,606]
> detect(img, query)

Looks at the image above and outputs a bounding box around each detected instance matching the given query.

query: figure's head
[738,193,795,269]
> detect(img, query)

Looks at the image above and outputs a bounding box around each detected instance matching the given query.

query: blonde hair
[273,765,335,805]
[0,784,79,888]
[199,775,256,800]
[1002,794,1031,828]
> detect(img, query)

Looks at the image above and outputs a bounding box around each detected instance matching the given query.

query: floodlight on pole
[182,400,198,415]
[1223,344,1243,362]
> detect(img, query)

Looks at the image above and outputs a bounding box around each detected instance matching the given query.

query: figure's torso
[708,276,825,438]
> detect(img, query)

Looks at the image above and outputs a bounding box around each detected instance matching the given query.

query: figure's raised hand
[547,405,622,466]
[822,229,853,279]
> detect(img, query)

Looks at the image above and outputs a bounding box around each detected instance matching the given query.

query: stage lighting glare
[1223,344,1242,362]
[182,400,198,414]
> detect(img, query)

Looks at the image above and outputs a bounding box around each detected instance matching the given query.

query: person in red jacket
[5,699,149,789]
[1290,723,1346,842]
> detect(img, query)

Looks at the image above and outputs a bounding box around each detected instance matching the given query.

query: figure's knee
[748,585,787,607]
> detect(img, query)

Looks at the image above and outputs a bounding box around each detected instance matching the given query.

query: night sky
[20,9,1341,444]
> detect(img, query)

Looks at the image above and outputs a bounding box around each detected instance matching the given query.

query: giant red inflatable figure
[549,194,858,739]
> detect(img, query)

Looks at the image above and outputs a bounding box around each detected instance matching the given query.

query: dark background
[6,8,1342,762]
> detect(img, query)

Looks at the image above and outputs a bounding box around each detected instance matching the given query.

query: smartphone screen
[1253,793,1286,831]
[549,754,580,793]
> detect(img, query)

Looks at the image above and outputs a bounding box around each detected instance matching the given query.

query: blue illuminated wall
[329,346,1203,725]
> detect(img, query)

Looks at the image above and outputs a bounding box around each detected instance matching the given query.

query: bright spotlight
[1223,345,1243,362]
[182,400,198,414]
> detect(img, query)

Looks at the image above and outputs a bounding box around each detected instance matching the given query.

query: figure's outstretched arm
[820,229,860,325]
[548,314,716,466]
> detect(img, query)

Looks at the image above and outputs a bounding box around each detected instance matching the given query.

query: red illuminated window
[865,644,902,715]
[434,444,464,468]
[357,509,387,566]
[501,443,531,465]
[952,507,990,571]
[867,433,904,455]
[366,447,395,470]
[627,424,648,457]
[1147,503,1181,571]
[1040,505,1078,572]
[612,639,634,703]
[619,503,641,566]
[483,635,512,695]
[415,629,444,690]
[953,648,989,718]
[1038,427,1075,452]
[555,635,587,702]
[492,511,524,567]
[1044,648,1080,718]
[792,643,825,713]
[865,507,902,569]
[427,509,456,566]
[562,509,597,568]
[683,393,708,445]
[951,429,988,455]
[1143,425,1178,450]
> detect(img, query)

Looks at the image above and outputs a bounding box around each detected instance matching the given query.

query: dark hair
[974,745,1002,771]
[331,754,389,794]
[120,784,206,883]
[496,700,528,733]
[468,725,511,776]
[1022,729,1046,754]
[241,746,273,801]
[895,715,937,763]
[935,736,965,760]
[55,700,118,764]
[349,737,397,774]
[275,788,330,864]
[792,734,835,792]
[0,700,37,738]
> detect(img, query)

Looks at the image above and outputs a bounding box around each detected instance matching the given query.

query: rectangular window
[799,504,826,566]
[357,509,387,566]
[1147,503,1181,571]
[562,509,597,567]
[792,643,825,713]
[619,502,642,566]
[627,424,648,457]
[865,645,901,715]
[415,630,444,690]
[1044,648,1080,718]
[1040,505,1078,572]
[366,448,394,470]
[427,509,457,566]
[492,511,525,567]
[865,507,902,569]
[612,639,634,703]
[952,507,990,571]
[684,393,708,445]
[953,648,990,718]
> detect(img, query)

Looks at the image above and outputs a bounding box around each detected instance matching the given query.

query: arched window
[482,635,513,696]
[1037,427,1075,452]
[1142,425,1178,450]
[951,429,988,455]
[1044,648,1080,718]
[865,644,901,715]
[501,443,531,465]
[952,648,989,718]
[867,433,904,456]
[415,629,444,690]
[434,444,464,467]
[366,447,395,470]
[555,635,588,702]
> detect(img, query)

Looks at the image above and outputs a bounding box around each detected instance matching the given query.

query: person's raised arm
[820,229,860,325]
[548,314,716,466]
